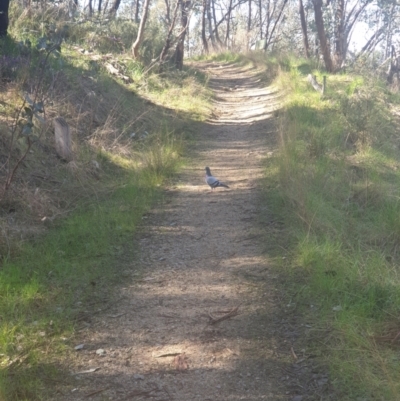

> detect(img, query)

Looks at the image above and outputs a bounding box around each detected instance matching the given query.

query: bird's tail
[219,183,230,189]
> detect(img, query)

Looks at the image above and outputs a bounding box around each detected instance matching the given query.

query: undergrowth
[264,55,400,399]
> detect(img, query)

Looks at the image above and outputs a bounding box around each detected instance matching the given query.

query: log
[54,117,73,161]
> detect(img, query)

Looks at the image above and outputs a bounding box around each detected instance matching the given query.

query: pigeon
[205,167,230,191]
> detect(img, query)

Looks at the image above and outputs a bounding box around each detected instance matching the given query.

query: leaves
[21,95,46,136]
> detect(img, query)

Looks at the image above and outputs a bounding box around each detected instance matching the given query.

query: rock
[96,349,106,356]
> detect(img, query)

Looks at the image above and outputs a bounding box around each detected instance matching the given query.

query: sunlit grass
[265,56,400,399]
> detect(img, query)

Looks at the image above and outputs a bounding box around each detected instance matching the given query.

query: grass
[263,54,400,399]
[0,6,211,400]
[0,169,158,400]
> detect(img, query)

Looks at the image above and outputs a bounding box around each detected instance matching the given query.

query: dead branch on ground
[208,304,241,325]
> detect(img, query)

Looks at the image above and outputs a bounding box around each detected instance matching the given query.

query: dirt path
[63,62,292,401]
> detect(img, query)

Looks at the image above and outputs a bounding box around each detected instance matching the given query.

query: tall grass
[265,56,400,399]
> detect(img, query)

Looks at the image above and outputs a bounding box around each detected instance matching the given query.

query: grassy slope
[0,11,211,401]
[263,55,400,399]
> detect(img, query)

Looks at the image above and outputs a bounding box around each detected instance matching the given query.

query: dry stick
[290,346,298,360]
[3,137,32,193]
[85,386,111,398]
[208,304,241,325]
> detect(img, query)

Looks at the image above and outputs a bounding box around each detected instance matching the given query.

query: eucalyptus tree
[131,0,151,57]
[309,0,390,72]
[299,0,310,57]
[262,0,289,50]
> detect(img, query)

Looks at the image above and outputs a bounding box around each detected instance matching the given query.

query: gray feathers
[205,167,230,190]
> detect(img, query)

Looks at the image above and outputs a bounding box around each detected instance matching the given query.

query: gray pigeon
[205,167,230,191]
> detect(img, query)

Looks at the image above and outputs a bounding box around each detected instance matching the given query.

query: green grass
[193,50,246,64]
[0,8,210,399]
[0,153,180,400]
[264,55,400,399]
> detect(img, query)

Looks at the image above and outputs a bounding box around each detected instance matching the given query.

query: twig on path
[208,304,241,325]
[85,386,111,397]
[155,352,182,358]
[108,312,128,318]
[290,346,298,360]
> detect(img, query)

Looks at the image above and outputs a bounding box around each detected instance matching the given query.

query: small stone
[133,374,145,380]
[292,396,303,401]
[96,348,105,356]
[75,344,84,351]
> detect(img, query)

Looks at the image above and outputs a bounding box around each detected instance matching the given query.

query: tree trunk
[361,27,384,55]
[264,0,287,51]
[206,0,216,49]
[98,0,103,14]
[131,0,151,58]
[211,0,222,46]
[159,0,180,63]
[246,0,251,50]
[312,0,334,72]
[0,0,10,37]
[333,0,344,69]
[102,0,110,16]
[264,0,271,44]
[110,0,122,15]
[387,45,399,84]
[299,0,310,58]
[174,0,189,70]
[225,0,233,47]
[384,5,395,59]
[247,0,251,32]
[135,0,140,23]
[88,0,93,16]
[201,0,209,53]
[164,0,171,25]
